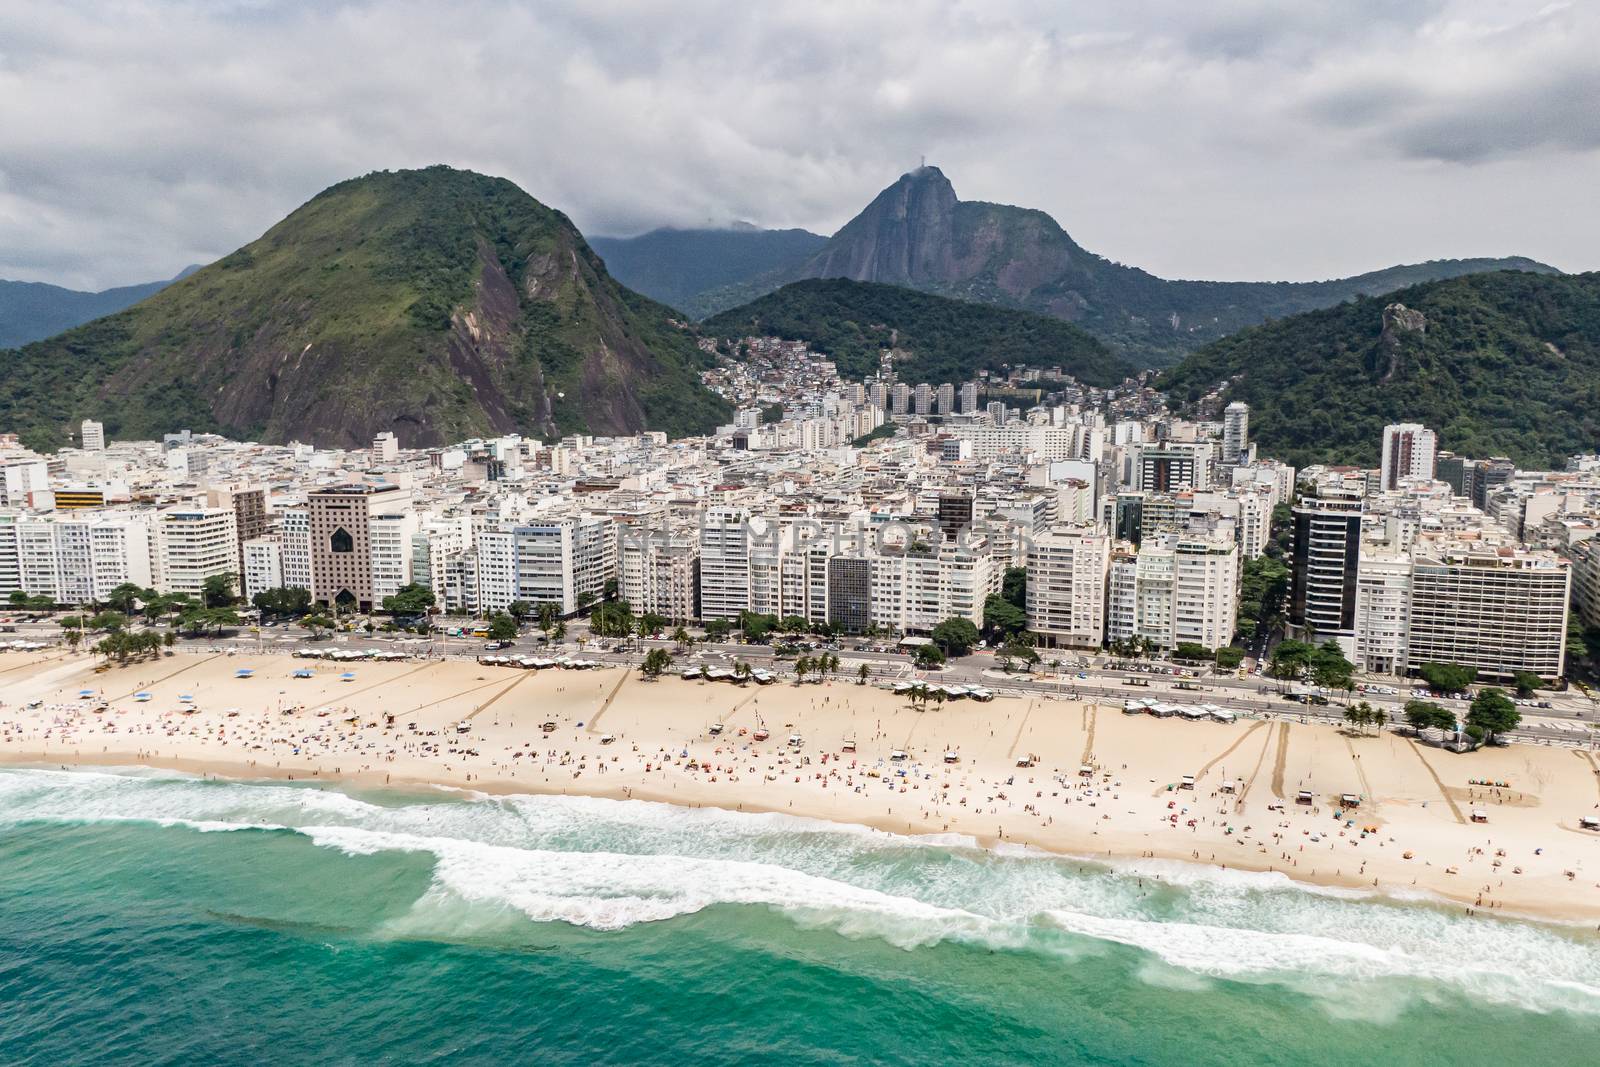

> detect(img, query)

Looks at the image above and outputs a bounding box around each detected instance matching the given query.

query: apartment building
[154,506,238,597]
[307,484,410,611]
[0,510,155,602]
[242,538,284,599]
[699,506,753,620]
[512,516,615,615]
[618,528,699,623]
[1289,484,1364,653]
[1026,526,1110,649]
[1171,534,1239,651]
[1379,423,1438,490]
[1405,540,1569,681]
[279,509,312,592]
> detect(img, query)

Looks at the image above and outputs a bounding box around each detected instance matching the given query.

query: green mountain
[702,278,1134,388]
[0,167,729,450]
[706,166,1559,366]
[0,267,197,349]
[1160,271,1600,469]
[589,224,825,319]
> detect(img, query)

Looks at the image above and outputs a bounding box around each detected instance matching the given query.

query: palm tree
[734,660,753,685]
[857,663,870,685]
[794,655,811,684]
[672,625,690,650]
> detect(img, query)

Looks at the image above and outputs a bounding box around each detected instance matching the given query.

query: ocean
[1,767,1597,1065]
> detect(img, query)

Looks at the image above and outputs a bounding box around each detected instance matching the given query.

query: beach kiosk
[1296,789,1315,805]
[1580,816,1600,831]
[1339,793,1361,808]
[1471,808,1489,823]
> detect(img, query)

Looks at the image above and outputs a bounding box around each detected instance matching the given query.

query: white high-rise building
[1352,537,1411,676]
[369,504,418,604]
[512,516,615,615]
[241,537,284,599]
[958,381,979,414]
[80,419,106,452]
[619,529,699,623]
[372,431,399,462]
[153,506,238,597]
[279,509,312,591]
[699,506,753,620]
[1221,402,1249,465]
[1380,423,1438,490]
[1171,534,1239,651]
[1406,539,1569,682]
[0,511,153,602]
[1026,527,1110,648]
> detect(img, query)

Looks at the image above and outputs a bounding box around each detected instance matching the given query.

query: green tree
[1268,639,1315,684]
[486,613,519,643]
[1174,641,1210,661]
[1215,646,1245,669]
[931,617,980,657]
[256,586,314,617]
[857,662,870,685]
[536,602,560,633]
[982,594,1027,640]
[1001,567,1027,609]
[1418,662,1477,693]
[1310,641,1355,695]
[1466,687,1520,743]
[1511,670,1543,697]
[88,610,127,633]
[914,643,947,668]
[201,572,237,608]
[781,614,810,634]
[738,611,779,643]
[105,582,145,615]
[640,647,673,679]
[379,583,434,616]
[506,600,532,623]
[998,640,1040,672]
[704,618,732,641]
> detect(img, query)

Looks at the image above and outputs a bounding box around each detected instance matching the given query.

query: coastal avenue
[21,614,1596,748]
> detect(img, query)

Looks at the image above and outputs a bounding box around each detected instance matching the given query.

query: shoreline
[5,650,1600,924]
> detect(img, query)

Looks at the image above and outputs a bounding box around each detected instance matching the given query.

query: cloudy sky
[2,0,1596,290]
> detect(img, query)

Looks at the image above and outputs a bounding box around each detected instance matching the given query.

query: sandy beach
[5,648,1600,923]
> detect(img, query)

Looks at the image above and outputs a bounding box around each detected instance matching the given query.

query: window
[331,527,354,554]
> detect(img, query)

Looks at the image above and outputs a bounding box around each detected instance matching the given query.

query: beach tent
[235,668,255,678]
[292,669,314,678]
[178,694,195,703]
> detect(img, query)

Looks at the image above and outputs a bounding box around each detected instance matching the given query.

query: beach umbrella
[340,672,356,680]
[134,692,152,701]
[235,668,255,678]
[78,689,95,697]
[179,694,195,702]
[292,669,313,678]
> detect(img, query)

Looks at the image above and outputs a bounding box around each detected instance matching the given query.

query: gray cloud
[0,0,1595,290]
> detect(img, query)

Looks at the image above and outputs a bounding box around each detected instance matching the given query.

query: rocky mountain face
[740,166,1560,366]
[0,167,729,450]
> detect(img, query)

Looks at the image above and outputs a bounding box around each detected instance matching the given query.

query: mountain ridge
[643,166,1560,367]
[1159,270,1600,469]
[702,278,1134,388]
[0,267,199,349]
[0,167,729,451]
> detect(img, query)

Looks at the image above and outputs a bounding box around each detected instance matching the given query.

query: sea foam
[3,766,1598,1016]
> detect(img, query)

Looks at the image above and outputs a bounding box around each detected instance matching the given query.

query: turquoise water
[2,768,1598,1065]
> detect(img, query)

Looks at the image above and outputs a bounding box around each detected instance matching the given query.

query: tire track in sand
[1193,720,1266,788]
[1269,720,1291,800]
[1235,720,1279,806]
[1079,701,1098,765]
[1404,737,1465,824]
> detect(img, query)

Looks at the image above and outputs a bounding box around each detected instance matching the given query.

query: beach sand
[5,649,1600,922]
